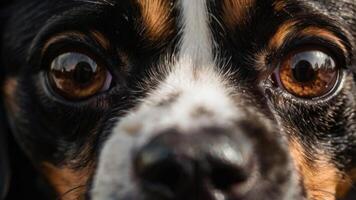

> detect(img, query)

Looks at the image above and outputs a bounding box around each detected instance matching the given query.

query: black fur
[0,0,355,199]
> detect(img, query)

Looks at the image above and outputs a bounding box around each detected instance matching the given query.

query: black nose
[134,127,256,199]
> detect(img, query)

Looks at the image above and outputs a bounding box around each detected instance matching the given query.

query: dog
[0,0,355,199]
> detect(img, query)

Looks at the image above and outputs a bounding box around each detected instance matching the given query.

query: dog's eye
[274,49,339,99]
[48,52,112,100]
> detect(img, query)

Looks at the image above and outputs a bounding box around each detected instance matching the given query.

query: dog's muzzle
[91,119,303,200]
[134,127,255,199]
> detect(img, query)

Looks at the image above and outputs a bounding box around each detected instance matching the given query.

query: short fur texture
[0,0,355,199]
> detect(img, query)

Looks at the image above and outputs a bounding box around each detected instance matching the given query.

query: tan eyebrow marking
[137,0,174,41]
[222,0,255,28]
[269,21,347,53]
[268,20,298,50]
[273,0,287,12]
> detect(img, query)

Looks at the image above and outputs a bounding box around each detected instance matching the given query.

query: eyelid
[299,27,349,53]
[266,17,353,63]
[34,32,129,87]
[41,32,89,56]
[39,33,111,72]
[269,25,349,54]
[42,31,112,56]
[265,37,348,73]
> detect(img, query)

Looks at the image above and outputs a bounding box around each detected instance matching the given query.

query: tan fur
[335,168,356,198]
[350,168,356,181]
[336,176,353,198]
[273,0,287,12]
[222,0,255,28]
[3,78,19,114]
[41,162,91,200]
[137,0,174,41]
[289,139,345,200]
[299,27,348,53]
[269,22,347,54]
[268,20,297,50]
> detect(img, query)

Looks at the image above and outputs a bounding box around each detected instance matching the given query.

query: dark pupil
[73,61,95,85]
[292,60,316,83]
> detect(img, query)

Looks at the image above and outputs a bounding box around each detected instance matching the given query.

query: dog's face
[0,0,355,199]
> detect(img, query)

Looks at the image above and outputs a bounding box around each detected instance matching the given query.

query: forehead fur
[136,0,174,41]
[222,0,255,28]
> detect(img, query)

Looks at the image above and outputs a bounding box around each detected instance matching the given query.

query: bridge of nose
[141,0,241,132]
[179,0,213,66]
[91,0,263,199]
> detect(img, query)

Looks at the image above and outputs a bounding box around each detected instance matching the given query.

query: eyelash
[267,36,347,68]
[43,39,99,65]
[258,38,345,89]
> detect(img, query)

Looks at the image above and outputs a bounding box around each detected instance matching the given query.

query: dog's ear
[0,1,12,199]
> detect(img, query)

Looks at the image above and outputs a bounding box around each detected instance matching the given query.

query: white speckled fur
[90,0,243,198]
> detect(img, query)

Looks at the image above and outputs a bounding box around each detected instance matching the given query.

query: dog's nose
[134,127,256,199]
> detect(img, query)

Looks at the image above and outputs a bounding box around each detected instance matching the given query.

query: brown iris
[276,49,339,98]
[49,52,111,100]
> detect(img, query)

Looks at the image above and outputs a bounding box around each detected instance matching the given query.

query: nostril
[138,158,187,191]
[134,141,193,197]
[210,164,249,191]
